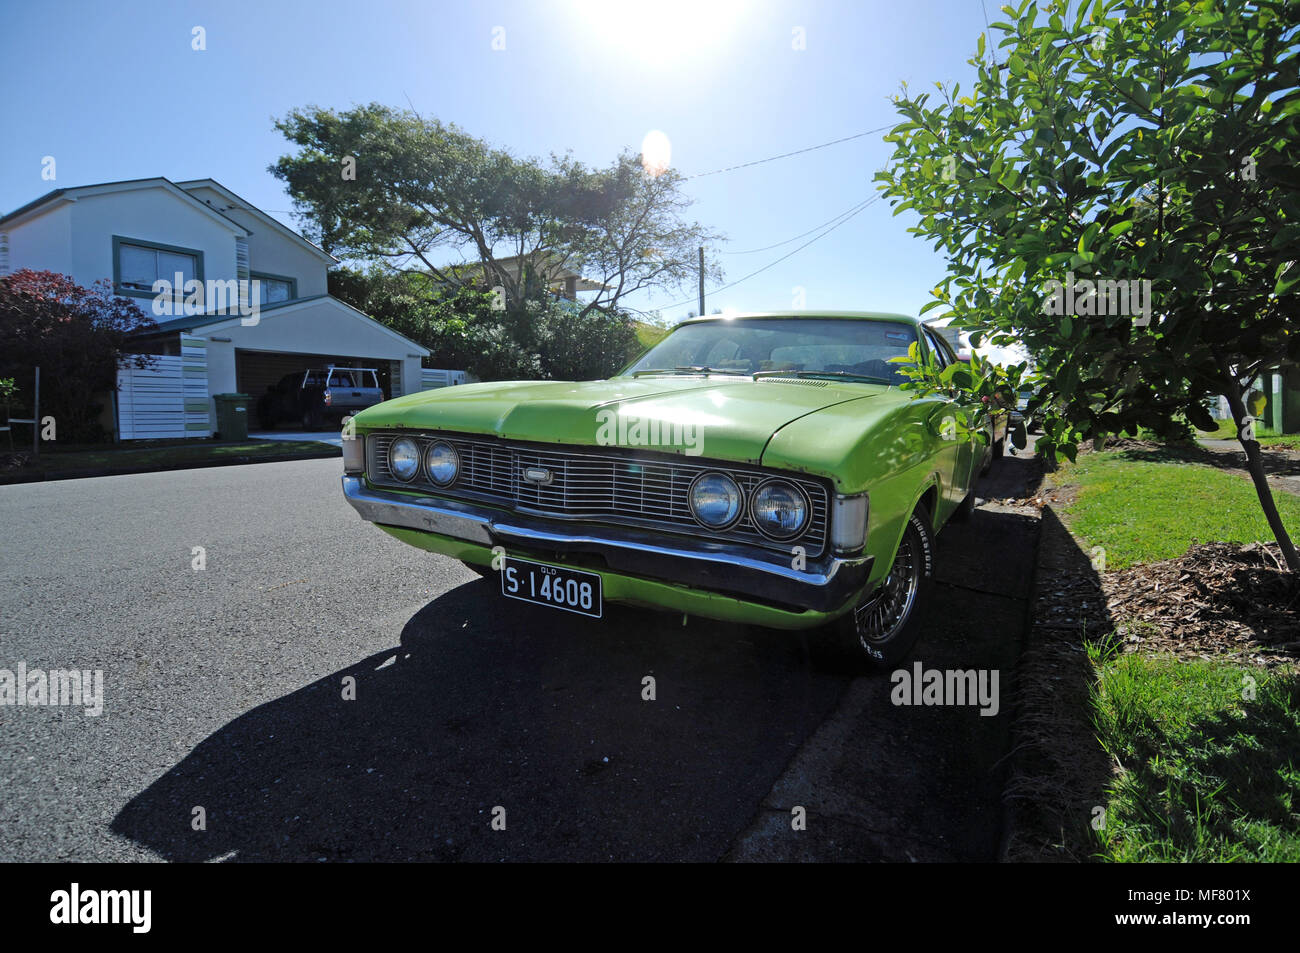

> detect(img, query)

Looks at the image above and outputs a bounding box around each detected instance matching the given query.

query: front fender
[764,393,956,592]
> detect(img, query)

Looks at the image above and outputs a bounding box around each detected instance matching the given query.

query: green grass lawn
[1058,450,1300,570]
[1,438,338,481]
[1089,648,1300,861]
[1051,450,1300,862]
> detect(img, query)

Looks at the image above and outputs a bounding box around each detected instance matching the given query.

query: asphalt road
[0,451,1040,862]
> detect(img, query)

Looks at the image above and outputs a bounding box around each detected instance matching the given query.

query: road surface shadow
[111,585,849,861]
[112,452,1048,863]
[725,451,1048,861]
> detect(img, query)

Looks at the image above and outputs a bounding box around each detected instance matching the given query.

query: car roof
[675,311,922,327]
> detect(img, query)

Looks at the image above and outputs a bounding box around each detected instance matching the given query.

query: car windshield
[623,317,918,384]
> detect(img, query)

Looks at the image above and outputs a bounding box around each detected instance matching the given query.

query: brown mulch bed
[1100,541,1300,669]
[1081,437,1169,454]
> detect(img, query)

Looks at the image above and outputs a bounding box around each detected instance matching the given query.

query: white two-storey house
[0,176,429,437]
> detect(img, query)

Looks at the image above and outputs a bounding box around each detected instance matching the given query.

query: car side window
[935,334,960,366]
[923,328,949,370]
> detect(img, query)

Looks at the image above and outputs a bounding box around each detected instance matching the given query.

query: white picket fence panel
[421,368,469,391]
[117,335,210,440]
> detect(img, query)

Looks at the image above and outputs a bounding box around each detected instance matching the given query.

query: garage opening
[236,350,396,404]
[237,349,401,433]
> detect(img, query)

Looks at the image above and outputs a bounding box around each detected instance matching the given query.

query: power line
[684,125,894,180]
[654,194,884,312]
[720,197,874,254]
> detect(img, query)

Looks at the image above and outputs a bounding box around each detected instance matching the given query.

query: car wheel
[256,399,275,431]
[814,505,935,672]
[302,407,323,430]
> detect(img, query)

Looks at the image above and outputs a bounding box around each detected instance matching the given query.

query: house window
[251,272,295,304]
[113,236,202,296]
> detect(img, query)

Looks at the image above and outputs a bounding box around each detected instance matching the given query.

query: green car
[341,312,997,669]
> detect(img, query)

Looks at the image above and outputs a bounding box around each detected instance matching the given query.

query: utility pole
[698,246,705,316]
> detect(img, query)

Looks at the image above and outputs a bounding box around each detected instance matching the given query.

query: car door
[922,327,978,515]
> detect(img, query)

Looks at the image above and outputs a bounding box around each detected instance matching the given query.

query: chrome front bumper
[341,475,872,612]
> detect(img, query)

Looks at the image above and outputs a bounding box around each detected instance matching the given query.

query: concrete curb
[0,446,340,485]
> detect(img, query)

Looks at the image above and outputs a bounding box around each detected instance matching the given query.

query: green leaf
[1010,421,1028,449]
[1275,263,1299,296]
[1186,401,1217,432]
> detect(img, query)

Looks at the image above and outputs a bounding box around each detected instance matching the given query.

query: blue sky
[0,0,991,323]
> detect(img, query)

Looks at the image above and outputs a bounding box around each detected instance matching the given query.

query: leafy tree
[533,299,641,381]
[0,270,157,443]
[876,0,1300,569]
[0,377,16,450]
[271,104,721,317]
[329,267,640,381]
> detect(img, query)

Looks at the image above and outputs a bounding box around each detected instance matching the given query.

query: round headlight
[388,437,420,482]
[689,472,744,529]
[425,440,458,486]
[751,480,810,540]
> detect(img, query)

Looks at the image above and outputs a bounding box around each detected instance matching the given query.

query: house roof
[450,252,611,294]
[147,293,332,334]
[174,179,338,265]
[144,294,430,357]
[0,177,251,235]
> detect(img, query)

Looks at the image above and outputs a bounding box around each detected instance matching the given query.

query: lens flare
[641,130,672,177]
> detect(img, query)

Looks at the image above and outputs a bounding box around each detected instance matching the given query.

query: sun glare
[570,0,745,65]
[640,130,673,176]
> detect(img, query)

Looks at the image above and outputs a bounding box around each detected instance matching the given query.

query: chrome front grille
[367,432,829,557]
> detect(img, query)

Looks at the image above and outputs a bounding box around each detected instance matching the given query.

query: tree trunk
[1218,363,1299,572]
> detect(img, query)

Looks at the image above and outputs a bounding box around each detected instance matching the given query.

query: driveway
[0,452,1040,861]
[250,430,342,447]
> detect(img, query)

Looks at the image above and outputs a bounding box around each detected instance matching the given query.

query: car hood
[355,376,890,464]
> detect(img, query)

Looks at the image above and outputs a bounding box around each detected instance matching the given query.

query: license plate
[500,557,602,618]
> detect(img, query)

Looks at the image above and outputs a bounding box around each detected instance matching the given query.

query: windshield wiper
[631,366,748,377]
[752,370,892,384]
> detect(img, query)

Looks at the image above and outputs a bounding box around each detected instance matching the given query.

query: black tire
[302,406,323,430]
[812,505,936,672]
